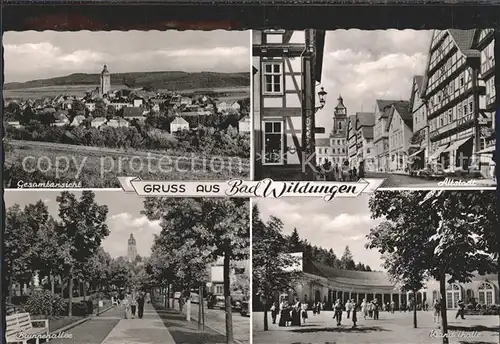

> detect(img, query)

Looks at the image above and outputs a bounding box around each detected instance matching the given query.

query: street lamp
[317,86,327,111]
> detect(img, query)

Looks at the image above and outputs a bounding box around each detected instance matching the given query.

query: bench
[6,312,49,344]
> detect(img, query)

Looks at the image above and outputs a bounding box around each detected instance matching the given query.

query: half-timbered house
[253,30,326,180]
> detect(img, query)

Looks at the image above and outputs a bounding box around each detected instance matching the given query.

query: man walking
[333,299,343,326]
[137,292,146,319]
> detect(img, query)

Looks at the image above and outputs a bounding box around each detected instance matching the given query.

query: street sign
[206,282,212,288]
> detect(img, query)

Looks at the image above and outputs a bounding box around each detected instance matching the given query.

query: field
[4,141,250,188]
[3,85,249,101]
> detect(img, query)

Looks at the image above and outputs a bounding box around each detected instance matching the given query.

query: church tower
[127,233,137,262]
[332,94,347,135]
[100,64,111,97]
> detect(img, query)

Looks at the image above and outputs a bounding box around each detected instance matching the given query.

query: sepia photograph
[252,191,499,344]
[3,30,251,188]
[4,190,250,344]
[252,29,496,187]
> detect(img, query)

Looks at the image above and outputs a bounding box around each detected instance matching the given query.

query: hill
[4,71,250,91]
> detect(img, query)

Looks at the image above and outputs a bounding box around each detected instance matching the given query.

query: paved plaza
[366,172,496,188]
[252,310,499,344]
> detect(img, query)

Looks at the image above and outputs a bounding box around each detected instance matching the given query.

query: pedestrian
[279,301,288,327]
[390,300,395,314]
[146,292,151,304]
[301,302,308,324]
[291,297,301,326]
[368,301,373,318]
[455,299,466,320]
[342,160,350,182]
[351,300,358,328]
[373,299,379,320]
[137,292,145,319]
[271,301,278,324]
[352,165,357,180]
[333,299,343,326]
[433,299,441,324]
[345,299,351,319]
[316,301,322,315]
[130,292,137,319]
[361,299,368,320]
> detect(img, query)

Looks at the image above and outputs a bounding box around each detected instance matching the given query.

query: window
[446,283,461,309]
[460,77,464,87]
[216,285,224,294]
[464,104,468,115]
[448,109,453,123]
[478,282,494,305]
[469,102,473,114]
[263,121,284,165]
[263,62,283,94]
[338,122,343,130]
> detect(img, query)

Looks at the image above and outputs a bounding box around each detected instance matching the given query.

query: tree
[106,105,117,120]
[252,205,300,331]
[340,246,356,270]
[366,221,428,328]
[56,191,110,316]
[368,191,496,344]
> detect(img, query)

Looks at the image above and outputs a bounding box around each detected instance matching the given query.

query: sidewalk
[100,303,176,344]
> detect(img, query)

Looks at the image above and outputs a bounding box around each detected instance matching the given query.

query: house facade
[238,115,251,133]
[421,29,491,173]
[315,138,333,166]
[387,101,413,172]
[253,29,326,180]
[170,117,189,132]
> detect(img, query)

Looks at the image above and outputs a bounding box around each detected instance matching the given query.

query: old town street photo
[251,191,499,344]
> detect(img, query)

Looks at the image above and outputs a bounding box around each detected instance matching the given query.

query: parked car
[207,294,226,309]
[240,300,249,316]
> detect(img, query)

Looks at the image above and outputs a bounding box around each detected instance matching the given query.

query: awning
[409,148,425,158]
[443,136,473,154]
[477,146,496,154]
[429,144,449,160]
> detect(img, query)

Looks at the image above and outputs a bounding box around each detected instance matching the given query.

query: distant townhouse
[421,29,492,173]
[408,75,429,171]
[253,29,326,180]
[170,117,189,132]
[216,101,229,112]
[133,99,144,107]
[473,29,496,177]
[107,117,130,128]
[110,102,132,110]
[373,100,399,172]
[355,112,376,171]
[231,101,241,111]
[238,115,251,133]
[386,101,413,172]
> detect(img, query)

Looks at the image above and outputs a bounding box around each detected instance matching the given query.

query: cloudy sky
[315,29,432,137]
[5,190,161,258]
[255,196,385,270]
[3,30,250,83]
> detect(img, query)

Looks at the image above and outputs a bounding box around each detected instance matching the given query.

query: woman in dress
[122,294,131,319]
[270,301,278,324]
[351,300,358,328]
[130,292,138,319]
[278,301,288,327]
[291,298,301,326]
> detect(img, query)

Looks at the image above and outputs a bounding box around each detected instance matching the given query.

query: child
[433,299,441,324]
